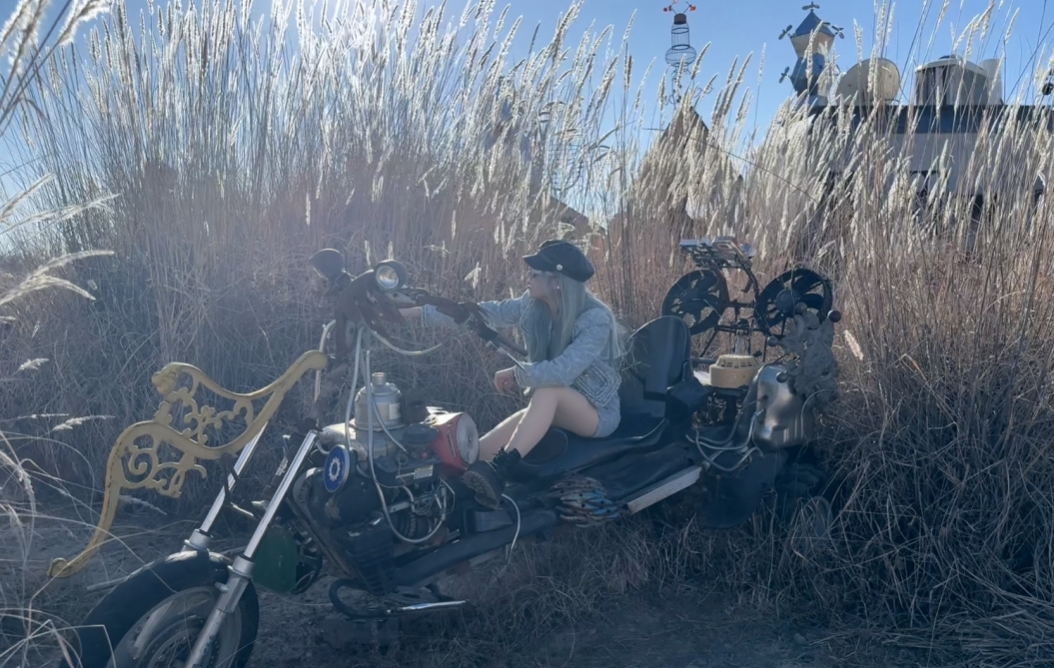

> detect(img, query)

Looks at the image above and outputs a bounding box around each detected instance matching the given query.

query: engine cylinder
[353,371,403,431]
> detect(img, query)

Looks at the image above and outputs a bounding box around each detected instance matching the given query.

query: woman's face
[526,268,559,301]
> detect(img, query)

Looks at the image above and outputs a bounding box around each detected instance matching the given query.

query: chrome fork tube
[184,427,268,553]
[243,430,317,558]
[184,430,318,668]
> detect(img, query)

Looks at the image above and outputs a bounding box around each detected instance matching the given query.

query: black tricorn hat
[523,239,594,282]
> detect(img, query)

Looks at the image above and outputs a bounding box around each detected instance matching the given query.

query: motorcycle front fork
[182,428,319,668]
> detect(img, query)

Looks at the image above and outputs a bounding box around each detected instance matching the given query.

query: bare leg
[461,388,600,509]
[478,409,525,460]
[504,387,600,459]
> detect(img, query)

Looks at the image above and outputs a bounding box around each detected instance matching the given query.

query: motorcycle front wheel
[64,550,259,668]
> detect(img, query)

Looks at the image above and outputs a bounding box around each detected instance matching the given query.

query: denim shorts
[592,394,621,438]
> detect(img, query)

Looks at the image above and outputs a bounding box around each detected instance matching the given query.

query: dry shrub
[2,0,662,505]
[721,56,1054,667]
[4,0,1054,666]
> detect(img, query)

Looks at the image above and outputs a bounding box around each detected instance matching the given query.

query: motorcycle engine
[290,372,481,545]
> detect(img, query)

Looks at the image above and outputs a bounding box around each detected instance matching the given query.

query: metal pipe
[243,431,317,558]
[391,600,466,614]
[185,431,317,667]
[184,555,254,668]
[314,320,336,401]
[392,509,557,587]
[197,426,268,539]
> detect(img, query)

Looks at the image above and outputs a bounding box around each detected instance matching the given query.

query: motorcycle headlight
[454,414,480,466]
[374,260,407,292]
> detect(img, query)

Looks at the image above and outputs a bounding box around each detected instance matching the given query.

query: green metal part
[252,523,300,594]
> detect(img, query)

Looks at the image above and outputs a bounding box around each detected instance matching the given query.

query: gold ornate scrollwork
[47,350,329,578]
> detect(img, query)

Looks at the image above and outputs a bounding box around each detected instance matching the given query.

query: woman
[400,239,624,509]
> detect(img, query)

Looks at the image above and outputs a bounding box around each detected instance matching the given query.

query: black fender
[62,549,259,668]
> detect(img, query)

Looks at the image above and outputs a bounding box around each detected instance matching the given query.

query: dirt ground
[7,510,936,668]
[250,584,919,668]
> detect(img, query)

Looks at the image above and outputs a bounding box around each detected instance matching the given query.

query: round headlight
[374,261,406,292]
[454,414,480,466]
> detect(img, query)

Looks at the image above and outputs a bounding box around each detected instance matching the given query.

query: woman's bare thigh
[548,387,600,437]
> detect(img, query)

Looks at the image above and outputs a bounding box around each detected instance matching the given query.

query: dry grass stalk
[2,0,1054,665]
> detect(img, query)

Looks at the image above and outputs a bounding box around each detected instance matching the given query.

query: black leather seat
[514,316,692,480]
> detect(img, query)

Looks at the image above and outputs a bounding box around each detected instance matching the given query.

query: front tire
[65,550,259,668]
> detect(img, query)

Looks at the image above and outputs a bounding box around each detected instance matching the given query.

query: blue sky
[478,0,1054,135]
[3,0,1054,200]
[30,0,1054,122]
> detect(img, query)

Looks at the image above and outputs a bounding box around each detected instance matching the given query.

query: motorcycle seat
[513,416,668,480]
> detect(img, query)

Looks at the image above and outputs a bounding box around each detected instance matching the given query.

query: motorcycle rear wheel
[64,550,259,668]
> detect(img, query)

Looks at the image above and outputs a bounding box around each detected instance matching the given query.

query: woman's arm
[413,291,530,329]
[512,308,611,389]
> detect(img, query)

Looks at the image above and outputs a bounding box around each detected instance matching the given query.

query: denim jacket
[421,291,622,409]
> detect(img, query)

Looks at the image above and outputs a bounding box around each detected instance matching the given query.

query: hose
[363,338,446,545]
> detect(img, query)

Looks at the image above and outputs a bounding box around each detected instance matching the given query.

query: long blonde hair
[523,272,624,365]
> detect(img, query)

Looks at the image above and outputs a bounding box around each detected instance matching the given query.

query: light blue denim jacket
[421,291,622,410]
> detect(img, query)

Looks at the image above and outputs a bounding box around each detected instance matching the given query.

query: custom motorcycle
[53,238,841,668]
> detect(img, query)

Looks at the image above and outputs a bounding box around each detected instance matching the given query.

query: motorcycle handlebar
[407,291,529,357]
[308,250,528,359]
[470,317,529,357]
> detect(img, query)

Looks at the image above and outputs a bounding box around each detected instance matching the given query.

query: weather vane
[662,1,697,12]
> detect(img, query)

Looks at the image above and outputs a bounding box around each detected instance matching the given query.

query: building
[774,5,1052,201]
[809,55,1052,200]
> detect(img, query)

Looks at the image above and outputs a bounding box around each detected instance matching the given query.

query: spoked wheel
[754,267,832,335]
[660,270,730,336]
[65,551,259,668]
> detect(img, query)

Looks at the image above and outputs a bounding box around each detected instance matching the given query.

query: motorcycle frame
[179,318,368,665]
[177,314,459,665]
[182,429,320,668]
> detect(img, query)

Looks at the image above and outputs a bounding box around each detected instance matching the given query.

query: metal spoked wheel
[68,552,259,668]
[107,586,244,668]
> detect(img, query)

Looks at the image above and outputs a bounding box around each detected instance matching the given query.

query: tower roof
[792,9,836,39]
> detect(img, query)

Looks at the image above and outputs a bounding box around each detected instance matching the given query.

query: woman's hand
[494,367,519,394]
[435,300,481,325]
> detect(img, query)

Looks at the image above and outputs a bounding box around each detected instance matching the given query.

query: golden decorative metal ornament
[47,350,329,579]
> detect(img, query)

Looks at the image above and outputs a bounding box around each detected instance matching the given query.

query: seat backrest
[618,316,691,420]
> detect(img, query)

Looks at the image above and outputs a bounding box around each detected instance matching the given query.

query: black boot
[461,449,521,510]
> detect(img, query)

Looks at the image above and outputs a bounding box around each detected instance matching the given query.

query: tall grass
[2,3,120,665]
[3,0,1054,665]
[4,0,672,465]
[734,19,1054,664]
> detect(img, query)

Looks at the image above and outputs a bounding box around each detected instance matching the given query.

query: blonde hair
[523,272,624,365]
